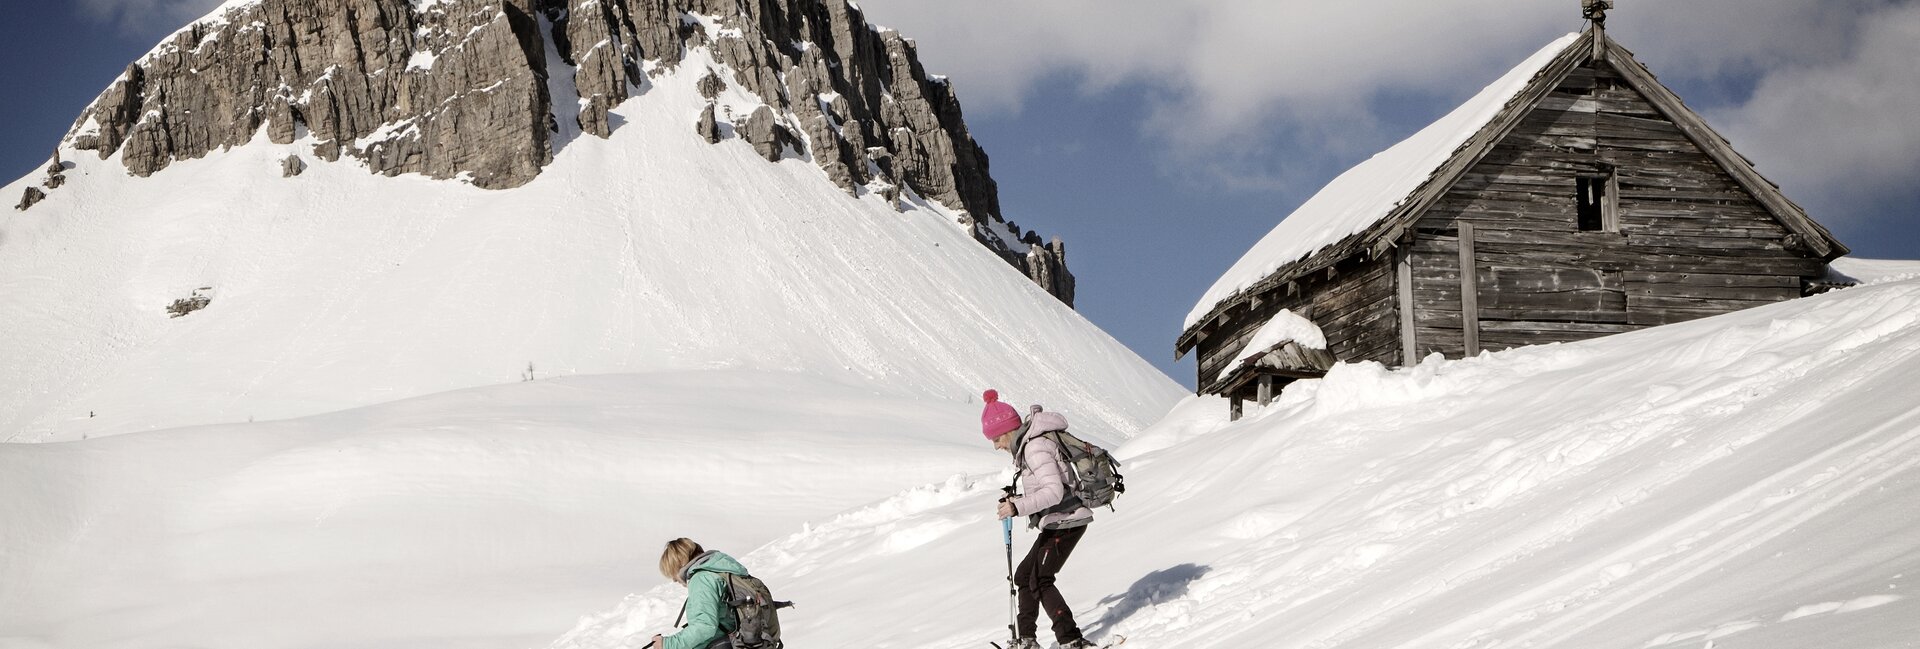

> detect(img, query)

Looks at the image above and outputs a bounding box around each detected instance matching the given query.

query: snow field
[0,371,1014,649]
[554,278,1920,649]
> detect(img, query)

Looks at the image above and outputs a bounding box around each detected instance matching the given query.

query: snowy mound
[555,278,1920,648]
[0,47,1180,442]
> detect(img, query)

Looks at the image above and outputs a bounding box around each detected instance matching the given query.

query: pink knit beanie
[980,389,1021,440]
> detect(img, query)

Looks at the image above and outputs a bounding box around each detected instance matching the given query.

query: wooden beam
[1398,245,1417,366]
[1257,375,1274,406]
[1459,222,1480,356]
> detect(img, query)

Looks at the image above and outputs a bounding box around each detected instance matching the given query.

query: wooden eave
[1200,340,1338,395]
[1177,26,1849,358]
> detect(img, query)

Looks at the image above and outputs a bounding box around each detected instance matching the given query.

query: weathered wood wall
[1407,61,1824,358]
[1192,253,1400,392]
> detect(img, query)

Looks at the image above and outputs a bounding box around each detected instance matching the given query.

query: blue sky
[5,1,1918,388]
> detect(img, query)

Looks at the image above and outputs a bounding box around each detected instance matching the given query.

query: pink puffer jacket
[1012,411,1093,530]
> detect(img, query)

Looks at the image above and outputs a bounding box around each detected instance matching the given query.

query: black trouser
[1015,524,1087,644]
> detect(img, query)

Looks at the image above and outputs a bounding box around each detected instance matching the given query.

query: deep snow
[552,277,1920,649]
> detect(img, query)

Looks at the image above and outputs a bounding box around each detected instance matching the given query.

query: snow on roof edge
[1181,32,1582,333]
[1216,309,1327,384]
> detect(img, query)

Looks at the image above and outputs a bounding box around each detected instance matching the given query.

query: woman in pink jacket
[984,389,1096,649]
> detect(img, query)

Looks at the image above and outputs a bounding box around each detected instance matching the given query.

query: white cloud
[856,0,1918,230]
[1714,2,1920,227]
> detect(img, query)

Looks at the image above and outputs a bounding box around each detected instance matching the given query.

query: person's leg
[1023,525,1088,645]
[1014,530,1050,640]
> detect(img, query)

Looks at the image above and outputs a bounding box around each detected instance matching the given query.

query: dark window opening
[1577,173,1615,231]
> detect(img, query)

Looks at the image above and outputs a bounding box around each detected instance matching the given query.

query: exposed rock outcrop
[282,155,307,177]
[58,0,1075,305]
[741,105,798,162]
[696,103,721,143]
[16,187,45,211]
[66,0,553,189]
[41,153,67,190]
[1027,239,1076,308]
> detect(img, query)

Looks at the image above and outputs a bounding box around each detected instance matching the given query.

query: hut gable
[1178,17,1849,404]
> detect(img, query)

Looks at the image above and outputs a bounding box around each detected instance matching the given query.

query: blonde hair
[659,538,705,583]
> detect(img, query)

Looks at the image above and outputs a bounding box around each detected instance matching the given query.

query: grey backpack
[676,573,792,649]
[1042,429,1126,510]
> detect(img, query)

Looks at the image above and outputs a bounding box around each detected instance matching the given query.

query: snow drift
[553,277,1920,649]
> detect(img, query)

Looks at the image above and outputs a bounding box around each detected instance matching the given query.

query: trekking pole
[1002,513,1017,648]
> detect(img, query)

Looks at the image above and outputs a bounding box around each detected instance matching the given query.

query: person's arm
[661,573,728,649]
[1013,438,1068,515]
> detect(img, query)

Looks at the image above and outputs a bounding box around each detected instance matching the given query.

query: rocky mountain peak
[51,0,1073,305]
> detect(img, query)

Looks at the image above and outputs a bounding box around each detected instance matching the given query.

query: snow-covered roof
[1182,33,1581,332]
[1216,309,1326,384]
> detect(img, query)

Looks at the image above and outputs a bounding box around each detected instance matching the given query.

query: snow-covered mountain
[0,0,1167,442]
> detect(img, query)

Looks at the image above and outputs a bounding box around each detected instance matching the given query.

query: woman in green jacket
[650,538,751,649]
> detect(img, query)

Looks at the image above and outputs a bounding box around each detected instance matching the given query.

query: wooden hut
[1176,4,1848,411]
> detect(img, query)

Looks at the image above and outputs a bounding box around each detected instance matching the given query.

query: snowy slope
[0,371,1016,649]
[554,278,1920,649]
[0,46,1180,443]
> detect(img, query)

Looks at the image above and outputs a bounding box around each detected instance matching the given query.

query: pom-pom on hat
[981,389,1022,440]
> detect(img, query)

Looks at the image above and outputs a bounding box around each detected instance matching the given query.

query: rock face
[58,0,1075,305]
[16,187,45,211]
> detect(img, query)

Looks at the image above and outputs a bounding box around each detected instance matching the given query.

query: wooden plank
[1620,223,1788,239]
[1480,307,1631,323]
[1593,112,1685,139]
[1619,271,1800,288]
[1624,233,1790,252]
[1460,222,1479,355]
[1399,245,1416,366]
[1480,328,1617,349]
[1625,282,1799,301]
[1470,245,1827,276]
[1627,294,1787,311]
[1618,187,1758,202]
[1478,320,1639,334]
[1625,303,1751,327]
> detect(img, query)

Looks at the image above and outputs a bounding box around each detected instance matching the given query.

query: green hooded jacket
[664,551,749,649]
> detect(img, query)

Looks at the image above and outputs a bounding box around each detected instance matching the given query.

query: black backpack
[676,572,792,649]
